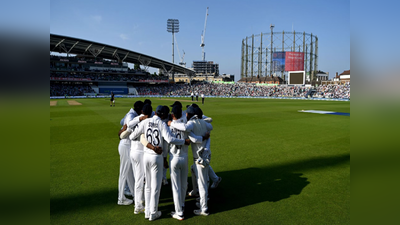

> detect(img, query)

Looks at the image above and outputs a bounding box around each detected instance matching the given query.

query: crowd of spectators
[135,82,350,99]
[49,81,350,99]
[313,83,350,99]
[50,83,96,96]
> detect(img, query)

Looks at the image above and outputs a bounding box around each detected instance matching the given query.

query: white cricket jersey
[120,108,137,144]
[126,114,145,151]
[129,115,184,157]
[179,111,210,124]
[169,120,203,157]
[170,115,213,158]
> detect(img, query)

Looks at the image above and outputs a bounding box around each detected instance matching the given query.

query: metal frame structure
[167,19,179,81]
[50,33,194,78]
[241,31,318,82]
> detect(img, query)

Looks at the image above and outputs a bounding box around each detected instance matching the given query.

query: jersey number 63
[146,128,160,146]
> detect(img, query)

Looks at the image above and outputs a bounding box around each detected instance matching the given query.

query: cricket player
[201,93,205,104]
[120,101,149,213]
[170,106,210,220]
[129,105,190,221]
[110,91,115,107]
[170,103,221,193]
[170,106,213,216]
[117,105,137,205]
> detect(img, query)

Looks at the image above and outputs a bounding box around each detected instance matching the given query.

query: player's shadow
[159,153,349,218]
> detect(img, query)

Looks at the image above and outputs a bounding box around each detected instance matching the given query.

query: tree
[134,63,140,70]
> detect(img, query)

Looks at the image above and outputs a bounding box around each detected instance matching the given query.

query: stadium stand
[50,55,350,99]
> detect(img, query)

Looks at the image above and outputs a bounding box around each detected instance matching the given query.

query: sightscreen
[288,71,305,85]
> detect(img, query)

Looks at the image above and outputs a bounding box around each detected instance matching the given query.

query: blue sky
[50,0,350,81]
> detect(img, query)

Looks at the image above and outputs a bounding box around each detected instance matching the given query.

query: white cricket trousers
[130,150,145,210]
[118,141,135,202]
[170,154,188,215]
[192,162,209,212]
[191,164,217,193]
[143,153,163,217]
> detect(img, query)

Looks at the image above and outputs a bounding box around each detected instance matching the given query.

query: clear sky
[50,0,350,81]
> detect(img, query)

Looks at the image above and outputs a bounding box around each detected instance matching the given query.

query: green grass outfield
[50,97,350,224]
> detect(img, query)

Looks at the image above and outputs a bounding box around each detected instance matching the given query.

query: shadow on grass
[172,153,349,218]
[51,153,349,219]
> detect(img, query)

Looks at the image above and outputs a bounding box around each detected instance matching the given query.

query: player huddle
[117,99,221,221]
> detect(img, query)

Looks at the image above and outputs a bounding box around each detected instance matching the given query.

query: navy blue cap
[156,105,169,118]
[171,105,182,116]
[195,107,203,118]
[134,100,144,109]
[142,104,152,116]
[163,105,170,114]
[144,99,152,105]
[170,101,182,108]
[186,106,196,114]
[156,105,163,114]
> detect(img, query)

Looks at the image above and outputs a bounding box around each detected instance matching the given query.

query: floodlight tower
[270,24,274,76]
[167,19,179,80]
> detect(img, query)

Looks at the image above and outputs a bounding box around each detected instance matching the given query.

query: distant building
[173,60,221,83]
[316,70,329,81]
[322,70,350,85]
[339,70,350,81]
[221,74,235,81]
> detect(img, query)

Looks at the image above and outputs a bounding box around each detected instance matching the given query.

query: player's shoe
[162,179,168,185]
[211,177,222,189]
[188,190,199,197]
[196,197,210,202]
[149,211,162,221]
[171,211,184,220]
[117,199,133,205]
[193,209,209,216]
[134,208,145,214]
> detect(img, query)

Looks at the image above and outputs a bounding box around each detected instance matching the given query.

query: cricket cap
[170,101,182,108]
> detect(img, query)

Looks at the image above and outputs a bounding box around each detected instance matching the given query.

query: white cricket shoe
[211,177,222,189]
[171,211,184,220]
[193,209,209,216]
[117,199,133,205]
[134,208,145,214]
[149,211,162,221]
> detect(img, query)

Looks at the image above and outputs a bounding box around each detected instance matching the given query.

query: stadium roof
[50,34,195,75]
